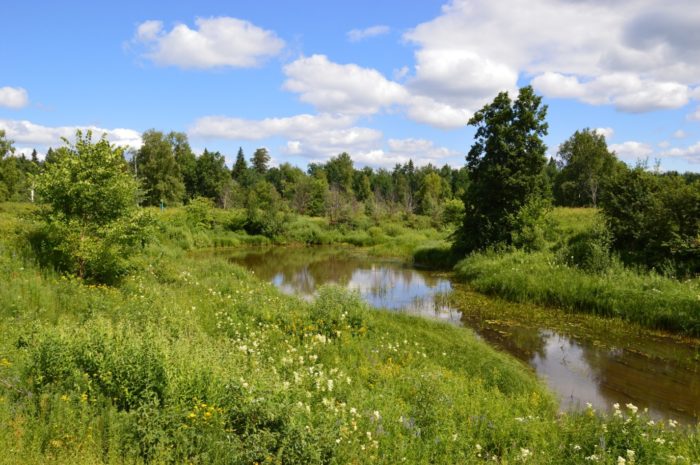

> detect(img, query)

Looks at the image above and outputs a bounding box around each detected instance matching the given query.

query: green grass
[0,203,698,463]
[454,207,700,337]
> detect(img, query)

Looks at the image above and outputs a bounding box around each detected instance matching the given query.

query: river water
[225,246,700,424]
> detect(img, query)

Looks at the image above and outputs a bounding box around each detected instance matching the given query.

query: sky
[1,0,700,172]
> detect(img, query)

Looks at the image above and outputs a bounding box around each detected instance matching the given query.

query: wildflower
[655,437,666,445]
[613,403,620,410]
[573,445,582,451]
[626,403,638,414]
[617,457,626,465]
[668,419,678,428]
[520,448,532,459]
[373,410,381,421]
[476,444,482,451]
[627,450,635,461]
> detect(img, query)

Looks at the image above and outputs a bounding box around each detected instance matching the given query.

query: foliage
[0,205,698,463]
[135,129,185,206]
[456,86,549,253]
[554,128,620,207]
[601,167,700,275]
[251,147,271,174]
[32,130,152,283]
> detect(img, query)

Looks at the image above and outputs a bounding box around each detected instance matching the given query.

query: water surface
[226,246,700,424]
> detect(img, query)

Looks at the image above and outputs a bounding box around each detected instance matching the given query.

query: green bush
[309,285,368,337]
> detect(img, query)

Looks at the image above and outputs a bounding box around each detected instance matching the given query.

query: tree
[251,147,271,175]
[195,149,230,202]
[135,130,185,206]
[554,129,618,207]
[33,131,151,283]
[232,147,248,181]
[601,167,700,274]
[456,86,549,253]
[325,152,354,194]
[169,132,197,200]
[0,130,15,200]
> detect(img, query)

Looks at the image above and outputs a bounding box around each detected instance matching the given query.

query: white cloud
[0,119,142,149]
[283,55,407,115]
[282,54,471,128]
[595,127,614,140]
[347,25,390,42]
[660,141,700,164]
[404,0,700,113]
[609,141,653,160]
[189,113,354,139]
[0,87,29,109]
[688,106,700,121]
[404,95,471,129]
[352,138,461,168]
[408,48,517,108]
[133,17,284,69]
[532,72,690,112]
[188,112,462,167]
[658,140,671,148]
[673,129,687,139]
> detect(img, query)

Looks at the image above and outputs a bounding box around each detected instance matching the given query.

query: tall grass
[454,207,700,336]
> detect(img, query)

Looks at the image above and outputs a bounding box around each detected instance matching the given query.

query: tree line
[2,83,699,277]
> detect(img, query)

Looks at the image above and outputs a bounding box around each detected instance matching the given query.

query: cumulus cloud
[282,54,471,128]
[404,0,700,113]
[350,138,461,168]
[0,119,142,149]
[609,141,653,160]
[0,87,29,109]
[347,25,390,42]
[660,141,700,164]
[189,113,354,140]
[133,17,284,69]
[594,127,614,140]
[188,111,461,166]
[283,55,408,115]
[531,72,690,112]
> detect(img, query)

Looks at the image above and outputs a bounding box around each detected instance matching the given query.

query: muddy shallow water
[224,246,699,423]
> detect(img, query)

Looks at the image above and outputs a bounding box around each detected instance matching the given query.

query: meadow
[0,203,699,464]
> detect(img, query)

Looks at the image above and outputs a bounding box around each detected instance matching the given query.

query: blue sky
[1,0,699,171]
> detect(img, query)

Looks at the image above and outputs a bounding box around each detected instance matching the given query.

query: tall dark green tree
[195,149,229,202]
[135,130,185,206]
[456,86,549,252]
[232,147,248,181]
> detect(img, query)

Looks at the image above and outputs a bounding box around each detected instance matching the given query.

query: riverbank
[0,203,698,463]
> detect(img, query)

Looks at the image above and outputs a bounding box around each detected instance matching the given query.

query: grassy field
[0,203,698,463]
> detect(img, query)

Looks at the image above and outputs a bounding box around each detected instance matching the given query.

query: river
[224,246,700,424]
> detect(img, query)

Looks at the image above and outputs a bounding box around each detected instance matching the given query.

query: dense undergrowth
[453,208,700,337]
[0,203,699,464]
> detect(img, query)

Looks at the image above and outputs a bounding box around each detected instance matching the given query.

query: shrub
[309,285,368,337]
[33,131,152,284]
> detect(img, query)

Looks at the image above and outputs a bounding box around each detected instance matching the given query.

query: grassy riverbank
[0,203,698,463]
[452,208,700,337]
